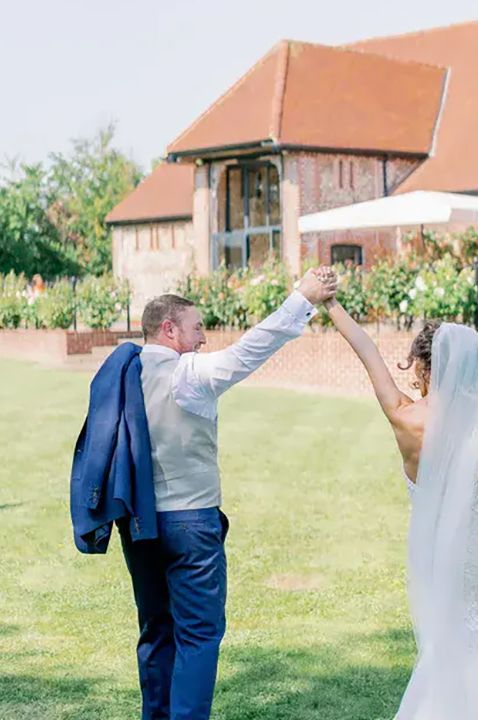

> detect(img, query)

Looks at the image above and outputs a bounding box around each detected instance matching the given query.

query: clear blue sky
[2,0,477,171]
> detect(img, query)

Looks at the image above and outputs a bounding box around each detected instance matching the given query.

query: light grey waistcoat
[140,352,221,511]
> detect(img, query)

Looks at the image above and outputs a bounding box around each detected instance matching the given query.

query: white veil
[397,323,478,720]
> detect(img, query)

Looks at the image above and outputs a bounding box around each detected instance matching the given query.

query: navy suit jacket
[70,342,158,553]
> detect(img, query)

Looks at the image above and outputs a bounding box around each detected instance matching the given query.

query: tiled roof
[167,40,446,158]
[349,21,478,192]
[106,162,194,224]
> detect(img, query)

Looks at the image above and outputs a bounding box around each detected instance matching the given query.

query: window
[226,167,243,230]
[247,233,270,269]
[226,162,281,231]
[337,159,356,190]
[214,163,281,270]
[215,234,243,270]
[338,160,344,189]
[268,165,280,224]
[331,244,363,266]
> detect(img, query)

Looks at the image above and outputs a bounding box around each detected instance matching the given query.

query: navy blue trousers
[119,508,229,720]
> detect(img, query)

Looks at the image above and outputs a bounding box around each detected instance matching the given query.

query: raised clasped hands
[297,266,338,305]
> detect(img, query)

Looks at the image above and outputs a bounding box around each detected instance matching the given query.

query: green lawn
[0,359,415,720]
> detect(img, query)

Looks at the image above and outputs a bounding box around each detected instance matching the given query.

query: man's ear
[161,319,175,338]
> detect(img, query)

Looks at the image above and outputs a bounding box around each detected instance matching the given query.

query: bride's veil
[397,323,478,719]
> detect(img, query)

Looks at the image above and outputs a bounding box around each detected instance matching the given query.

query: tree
[0,163,78,278]
[48,124,142,275]
[0,125,142,279]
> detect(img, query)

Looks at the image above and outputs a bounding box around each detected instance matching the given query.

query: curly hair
[398,320,442,383]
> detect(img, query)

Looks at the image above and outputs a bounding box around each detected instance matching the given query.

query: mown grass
[0,359,414,719]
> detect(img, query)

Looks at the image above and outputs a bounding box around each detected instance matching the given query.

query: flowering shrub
[458,227,478,266]
[34,280,75,329]
[177,266,248,329]
[77,274,130,329]
[366,258,421,328]
[180,252,478,330]
[0,272,28,328]
[242,262,290,323]
[178,262,290,329]
[410,256,476,323]
[315,263,369,326]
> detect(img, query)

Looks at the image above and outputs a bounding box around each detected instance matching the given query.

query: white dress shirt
[141,290,316,421]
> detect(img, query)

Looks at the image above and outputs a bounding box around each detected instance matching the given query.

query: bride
[320,268,478,719]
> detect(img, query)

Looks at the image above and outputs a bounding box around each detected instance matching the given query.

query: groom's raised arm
[178,270,336,399]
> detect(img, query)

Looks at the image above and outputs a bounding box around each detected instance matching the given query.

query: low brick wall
[66,330,142,355]
[0,328,143,364]
[203,327,418,397]
[0,326,418,396]
[0,329,69,365]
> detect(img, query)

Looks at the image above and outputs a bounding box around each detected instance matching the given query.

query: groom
[119,269,337,720]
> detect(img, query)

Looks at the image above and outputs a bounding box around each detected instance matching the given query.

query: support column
[193,165,211,275]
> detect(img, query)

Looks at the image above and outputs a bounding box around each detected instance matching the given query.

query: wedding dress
[396,323,478,719]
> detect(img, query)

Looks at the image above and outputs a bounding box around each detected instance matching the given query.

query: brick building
[107,22,478,314]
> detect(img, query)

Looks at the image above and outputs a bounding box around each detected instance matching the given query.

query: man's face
[174,306,207,353]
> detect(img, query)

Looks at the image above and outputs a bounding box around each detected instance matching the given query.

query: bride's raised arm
[324,297,413,421]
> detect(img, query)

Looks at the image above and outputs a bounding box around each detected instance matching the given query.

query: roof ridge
[348,18,478,47]
[429,67,451,157]
[340,42,447,73]
[167,41,286,153]
[269,40,290,142]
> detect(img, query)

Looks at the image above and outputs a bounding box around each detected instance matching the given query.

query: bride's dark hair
[398,320,442,378]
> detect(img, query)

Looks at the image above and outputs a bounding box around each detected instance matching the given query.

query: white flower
[270,279,279,286]
[399,299,409,313]
[250,274,265,287]
[434,287,445,298]
[408,288,417,300]
[415,276,426,291]
[115,302,122,312]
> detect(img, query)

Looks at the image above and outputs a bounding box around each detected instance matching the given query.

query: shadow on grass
[0,622,139,719]
[213,627,414,720]
[0,502,24,511]
[0,626,414,720]
[0,674,139,720]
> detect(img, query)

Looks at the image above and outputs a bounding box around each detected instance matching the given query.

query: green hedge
[177,256,478,330]
[0,272,130,330]
[2,254,477,333]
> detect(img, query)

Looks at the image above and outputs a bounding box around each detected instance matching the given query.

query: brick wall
[295,152,420,269]
[112,220,194,317]
[203,326,418,397]
[301,227,398,269]
[66,330,142,355]
[0,329,69,365]
[0,326,419,396]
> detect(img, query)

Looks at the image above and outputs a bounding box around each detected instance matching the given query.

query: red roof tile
[168,40,446,157]
[106,163,194,224]
[349,21,478,192]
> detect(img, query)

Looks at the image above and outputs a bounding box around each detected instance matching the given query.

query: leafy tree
[48,124,142,275]
[0,125,142,279]
[0,163,78,278]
